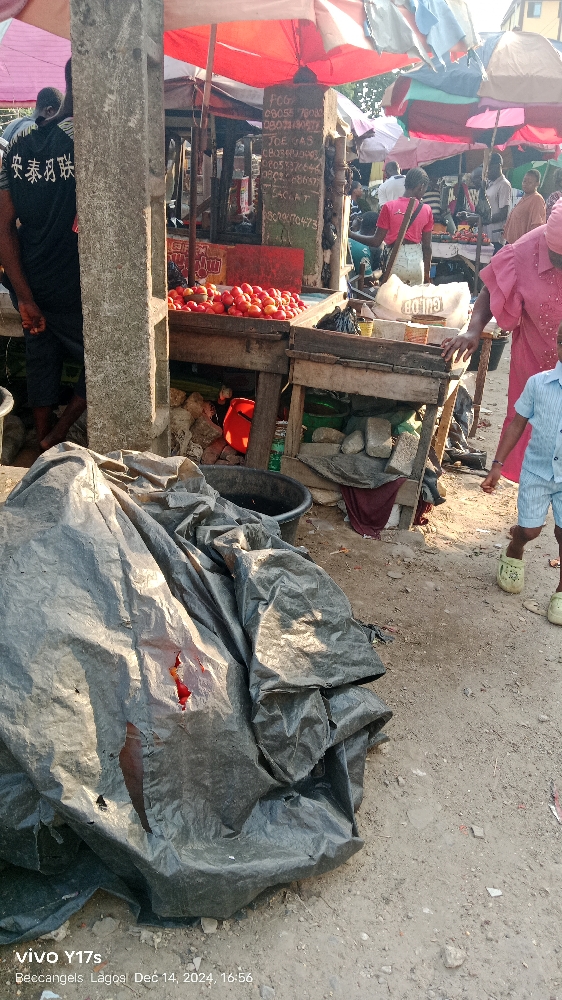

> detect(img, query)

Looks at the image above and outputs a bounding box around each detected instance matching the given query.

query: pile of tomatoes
[167,282,307,320]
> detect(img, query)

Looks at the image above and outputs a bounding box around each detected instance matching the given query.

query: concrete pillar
[261,85,338,286]
[70,0,169,455]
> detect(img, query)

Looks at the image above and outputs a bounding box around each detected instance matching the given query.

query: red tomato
[175,286,185,294]
[231,286,242,298]
[285,309,295,319]
[247,304,262,317]
[235,298,249,312]
[212,302,225,314]
[272,309,286,320]
[227,305,239,316]
[261,296,275,307]
[267,288,279,298]
[297,299,305,309]
[204,305,215,313]
[222,292,234,306]
[196,303,208,312]
[252,285,263,294]
[263,304,277,315]
[240,282,253,295]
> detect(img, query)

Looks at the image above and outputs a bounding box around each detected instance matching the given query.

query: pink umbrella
[0,17,69,106]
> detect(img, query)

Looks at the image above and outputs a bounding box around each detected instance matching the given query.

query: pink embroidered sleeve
[480,244,523,331]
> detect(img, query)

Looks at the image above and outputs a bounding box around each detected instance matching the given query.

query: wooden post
[218,118,237,234]
[473,216,483,295]
[380,198,415,285]
[245,372,283,469]
[243,136,253,210]
[70,0,169,454]
[329,134,348,291]
[469,333,493,438]
[188,125,199,286]
[433,383,460,463]
[398,403,439,529]
[284,383,307,457]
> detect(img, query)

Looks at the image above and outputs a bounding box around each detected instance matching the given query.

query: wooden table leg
[284,383,306,458]
[246,371,283,470]
[433,382,459,464]
[398,403,439,529]
[469,335,492,438]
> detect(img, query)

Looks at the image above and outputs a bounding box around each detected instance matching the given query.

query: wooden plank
[246,372,283,470]
[398,402,439,529]
[169,329,290,374]
[469,335,493,438]
[169,309,291,337]
[280,456,338,491]
[284,384,306,458]
[395,479,421,507]
[433,382,459,463]
[292,326,451,373]
[288,290,346,330]
[290,358,441,404]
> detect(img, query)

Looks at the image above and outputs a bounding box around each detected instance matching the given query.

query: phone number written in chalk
[133,971,254,984]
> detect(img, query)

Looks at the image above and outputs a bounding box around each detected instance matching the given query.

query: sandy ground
[2,345,562,1000]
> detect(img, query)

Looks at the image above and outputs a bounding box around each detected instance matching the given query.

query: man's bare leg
[40,394,87,451]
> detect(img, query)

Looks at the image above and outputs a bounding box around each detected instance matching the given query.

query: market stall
[168,287,345,469]
[281,321,466,530]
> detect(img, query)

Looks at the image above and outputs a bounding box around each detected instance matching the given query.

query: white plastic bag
[373,274,470,332]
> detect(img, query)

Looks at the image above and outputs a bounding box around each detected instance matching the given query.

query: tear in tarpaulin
[0,445,392,941]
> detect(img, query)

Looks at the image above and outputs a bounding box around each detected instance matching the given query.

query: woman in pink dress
[442,200,562,482]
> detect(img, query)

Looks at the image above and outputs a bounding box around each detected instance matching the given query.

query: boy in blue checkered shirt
[481,322,562,625]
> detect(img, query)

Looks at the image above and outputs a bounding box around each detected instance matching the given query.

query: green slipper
[547,592,562,626]
[497,549,524,594]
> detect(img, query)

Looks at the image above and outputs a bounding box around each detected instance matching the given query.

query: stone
[380,965,392,974]
[365,417,393,458]
[139,929,162,948]
[387,570,404,579]
[538,714,550,722]
[92,917,118,937]
[360,932,370,941]
[201,917,218,934]
[193,957,202,971]
[183,392,205,420]
[385,432,419,477]
[169,387,187,408]
[191,415,223,448]
[442,945,466,969]
[341,430,364,455]
[397,776,406,787]
[170,407,194,456]
[185,441,203,463]
[39,920,69,942]
[472,825,485,839]
[201,437,228,465]
[1,414,25,465]
[299,442,342,457]
[311,426,345,444]
[309,487,342,505]
[259,986,275,1000]
[220,444,241,464]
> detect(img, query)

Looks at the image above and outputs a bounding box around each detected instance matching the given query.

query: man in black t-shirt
[0,59,85,450]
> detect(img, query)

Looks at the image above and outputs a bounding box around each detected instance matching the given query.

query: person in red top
[350,168,433,284]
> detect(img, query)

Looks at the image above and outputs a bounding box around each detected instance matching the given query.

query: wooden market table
[168,289,345,469]
[282,326,466,529]
[431,240,493,278]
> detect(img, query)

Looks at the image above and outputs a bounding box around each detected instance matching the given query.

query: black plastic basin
[200,466,312,545]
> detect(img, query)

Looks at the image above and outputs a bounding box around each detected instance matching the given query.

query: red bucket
[223,397,255,454]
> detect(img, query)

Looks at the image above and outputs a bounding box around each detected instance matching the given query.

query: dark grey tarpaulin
[0,445,391,942]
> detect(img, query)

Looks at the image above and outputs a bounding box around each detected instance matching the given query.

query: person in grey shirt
[2,87,62,145]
